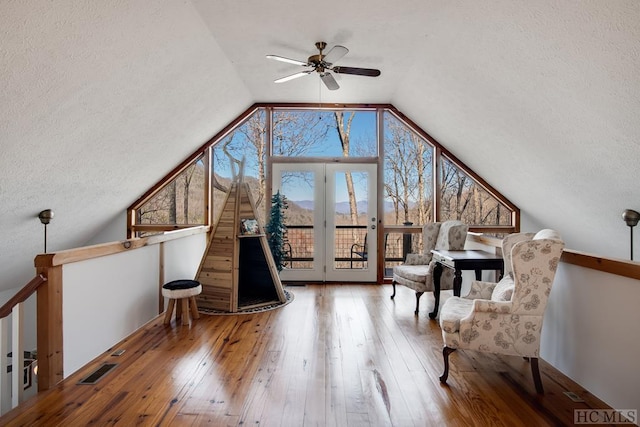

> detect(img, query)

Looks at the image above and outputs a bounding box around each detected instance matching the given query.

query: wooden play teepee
[195,173,286,313]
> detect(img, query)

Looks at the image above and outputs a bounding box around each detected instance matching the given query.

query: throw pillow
[491,276,515,302]
[405,253,430,265]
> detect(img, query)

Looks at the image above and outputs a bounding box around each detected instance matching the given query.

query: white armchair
[438,229,564,393]
[390,220,468,316]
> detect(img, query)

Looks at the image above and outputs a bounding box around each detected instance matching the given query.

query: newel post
[35,256,64,391]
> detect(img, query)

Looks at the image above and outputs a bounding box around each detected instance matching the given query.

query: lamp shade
[622,209,640,227]
[38,209,54,225]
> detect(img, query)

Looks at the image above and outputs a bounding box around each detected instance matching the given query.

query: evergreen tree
[266,191,288,272]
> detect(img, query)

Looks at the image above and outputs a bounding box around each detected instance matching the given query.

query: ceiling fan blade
[320,72,339,90]
[322,45,348,65]
[274,70,312,83]
[266,54,308,67]
[332,66,381,77]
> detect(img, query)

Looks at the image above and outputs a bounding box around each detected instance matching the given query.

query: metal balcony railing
[283,225,423,273]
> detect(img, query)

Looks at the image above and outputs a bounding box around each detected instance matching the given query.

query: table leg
[453,268,462,297]
[475,269,482,281]
[429,262,443,319]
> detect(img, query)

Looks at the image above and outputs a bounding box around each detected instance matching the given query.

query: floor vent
[78,363,118,385]
[563,391,585,402]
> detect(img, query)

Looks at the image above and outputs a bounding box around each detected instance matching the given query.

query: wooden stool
[162,280,202,325]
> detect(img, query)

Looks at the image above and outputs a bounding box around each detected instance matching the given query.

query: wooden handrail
[560,250,640,281]
[0,274,47,318]
[35,226,209,268]
[0,225,213,396]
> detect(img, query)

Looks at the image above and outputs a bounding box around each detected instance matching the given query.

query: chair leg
[163,299,176,325]
[530,357,544,394]
[390,281,397,299]
[440,346,457,383]
[414,291,424,315]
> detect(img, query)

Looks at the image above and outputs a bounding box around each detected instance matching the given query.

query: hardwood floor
[1,284,613,426]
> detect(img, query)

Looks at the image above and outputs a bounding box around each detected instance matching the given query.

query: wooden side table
[430,249,504,319]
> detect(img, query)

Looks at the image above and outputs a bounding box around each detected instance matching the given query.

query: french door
[272,162,377,282]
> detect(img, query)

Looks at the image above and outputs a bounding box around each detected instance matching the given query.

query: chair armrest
[464,280,497,300]
[472,299,512,313]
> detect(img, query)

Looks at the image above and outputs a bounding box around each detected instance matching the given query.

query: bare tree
[168,180,177,224]
[211,110,332,226]
[238,112,267,207]
[440,159,507,225]
[334,112,358,225]
[182,164,196,223]
[383,115,433,225]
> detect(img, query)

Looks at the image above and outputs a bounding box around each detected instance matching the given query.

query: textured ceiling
[1,0,639,293]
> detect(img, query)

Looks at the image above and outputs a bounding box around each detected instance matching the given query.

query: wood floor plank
[0,284,617,427]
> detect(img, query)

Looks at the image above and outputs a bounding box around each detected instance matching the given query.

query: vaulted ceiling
[1,1,639,293]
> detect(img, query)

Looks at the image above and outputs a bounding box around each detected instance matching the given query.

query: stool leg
[189,296,200,320]
[164,299,175,325]
[176,298,182,319]
[181,298,189,325]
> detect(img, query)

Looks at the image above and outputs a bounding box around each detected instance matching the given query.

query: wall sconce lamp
[622,209,640,261]
[38,209,54,253]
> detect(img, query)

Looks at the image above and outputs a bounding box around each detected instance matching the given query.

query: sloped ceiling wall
[0,1,252,292]
[391,1,640,257]
[1,0,639,293]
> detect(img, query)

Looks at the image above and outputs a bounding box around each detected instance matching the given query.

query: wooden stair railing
[0,274,47,414]
[0,225,210,417]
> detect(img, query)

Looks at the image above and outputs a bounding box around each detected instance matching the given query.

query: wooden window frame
[127,103,519,238]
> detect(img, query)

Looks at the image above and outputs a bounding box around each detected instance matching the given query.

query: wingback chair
[438,229,565,393]
[390,220,468,316]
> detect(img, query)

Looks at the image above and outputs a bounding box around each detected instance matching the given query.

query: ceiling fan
[266,41,381,90]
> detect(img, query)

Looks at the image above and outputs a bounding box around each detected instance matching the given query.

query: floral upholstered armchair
[438,229,564,393]
[390,220,468,316]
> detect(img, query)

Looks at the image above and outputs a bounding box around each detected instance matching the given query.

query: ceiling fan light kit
[267,41,381,90]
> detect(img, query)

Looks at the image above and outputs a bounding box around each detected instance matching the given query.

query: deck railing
[283,224,422,274]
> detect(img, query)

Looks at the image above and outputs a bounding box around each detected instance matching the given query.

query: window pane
[212,109,267,226]
[280,171,315,269]
[440,157,512,226]
[383,112,434,226]
[333,170,369,270]
[136,157,205,225]
[272,110,376,157]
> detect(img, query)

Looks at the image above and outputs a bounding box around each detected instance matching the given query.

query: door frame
[270,159,378,283]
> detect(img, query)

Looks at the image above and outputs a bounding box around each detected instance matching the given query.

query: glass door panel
[272,163,324,281]
[272,162,377,282]
[325,164,377,282]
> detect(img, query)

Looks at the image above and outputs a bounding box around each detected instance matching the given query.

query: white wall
[542,264,640,413]
[84,211,127,246]
[162,232,208,283]
[60,231,208,377]
[62,246,160,376]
